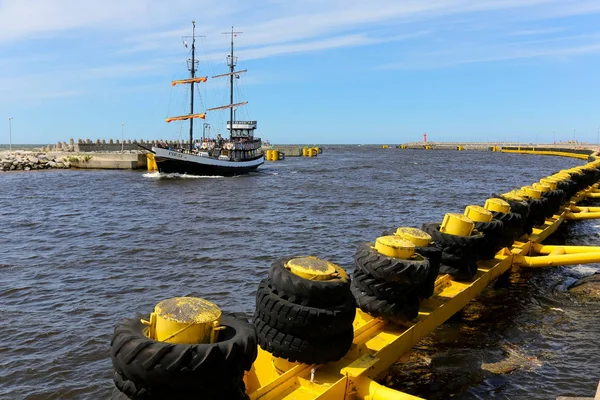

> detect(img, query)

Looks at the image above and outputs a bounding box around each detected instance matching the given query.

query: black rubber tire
[354,243,430,285]
[113,370,248,400]
[439,250,479,281]
[492,211,524,244]
[255,279,355,338]
[557,180,573,196]
[421,223,487,253]
[414,245,442,298]
[494,195,530,221]
[376,234,441,298]
[351,282,420,324]
[438,259,478,281]
[492,211,523,228]
[110,315,257,388]
[526,198,547,225]
[254,316,353,364]
[352,269,416,302]
[268,256,350,307]
[473,219,504,259]
[542,189,565,216]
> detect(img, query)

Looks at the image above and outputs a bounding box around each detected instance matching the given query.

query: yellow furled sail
[165,113,206,123]
[171,76,208,86]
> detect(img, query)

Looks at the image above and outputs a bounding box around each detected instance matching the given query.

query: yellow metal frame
[501,148,591,160]
[245,153,600,400]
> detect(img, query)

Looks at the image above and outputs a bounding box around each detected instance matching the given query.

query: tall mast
[223,27,242,139]
[229,26,234,138]
[189,21,196,152]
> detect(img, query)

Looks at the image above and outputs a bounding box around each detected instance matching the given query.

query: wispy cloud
[508,27,566,36]
[1,0,600,95]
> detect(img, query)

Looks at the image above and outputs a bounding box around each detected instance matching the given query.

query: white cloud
[508,27,566,36]
[1,0,599,93]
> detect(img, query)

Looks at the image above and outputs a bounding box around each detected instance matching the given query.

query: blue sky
[1,0,600,145]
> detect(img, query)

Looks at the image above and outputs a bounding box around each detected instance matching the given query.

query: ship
[152,22,264,176]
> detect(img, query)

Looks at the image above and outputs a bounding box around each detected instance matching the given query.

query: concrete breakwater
[42,139,311,157]
[0,151,147,172]
[399,141,599,151]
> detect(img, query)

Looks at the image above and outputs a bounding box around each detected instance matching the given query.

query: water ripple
[1,148,596,399]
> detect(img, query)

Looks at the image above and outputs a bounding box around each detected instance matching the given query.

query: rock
[56,162,65,168]
[27,156,39,164]
[569,273,600,298]
[24,166,30,171]
[48,161,57,168]
[63,161,71,168]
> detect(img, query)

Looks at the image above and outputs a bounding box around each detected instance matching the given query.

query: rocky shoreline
[0,151,74,171]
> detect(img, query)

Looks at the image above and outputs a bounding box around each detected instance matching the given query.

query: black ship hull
[152,147,264,177]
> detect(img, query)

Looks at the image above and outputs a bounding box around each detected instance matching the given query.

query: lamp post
[202,122,210,140]
[8,117,13,153]
[121,122,125,152]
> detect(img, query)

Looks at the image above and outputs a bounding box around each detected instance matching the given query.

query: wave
[142,172,224,179]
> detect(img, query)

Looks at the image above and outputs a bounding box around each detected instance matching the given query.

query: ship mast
[188,21,196,152]
[207,27,247,131]
[164,23,207,143]
[227,27,242,139]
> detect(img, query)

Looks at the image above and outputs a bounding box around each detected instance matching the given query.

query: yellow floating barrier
[115,148,600,400]
[146,153,157,171]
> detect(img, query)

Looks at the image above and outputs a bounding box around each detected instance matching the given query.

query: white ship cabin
[193,120,263,161]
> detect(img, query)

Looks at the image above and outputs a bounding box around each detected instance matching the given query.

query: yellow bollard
[394,227,432,247]
[440,213,474,236]
[502,191,526,202]
[464,205,492,223]
[272,150,279,161]
[374,236,415,259]
[285,256,343,280]
[302,147,308,157]
[484,198,511,213]
[520,186,542,199]
[144,297,222,344]
[539,178,558,190]
[146,153,158,171]
[532,182,551,192]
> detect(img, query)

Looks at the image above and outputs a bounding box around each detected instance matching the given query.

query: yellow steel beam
[532,243,600,254]
[513,252,600,267]
[352,378,424,400]
[570,205,600,213]
[501,149,591,160]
